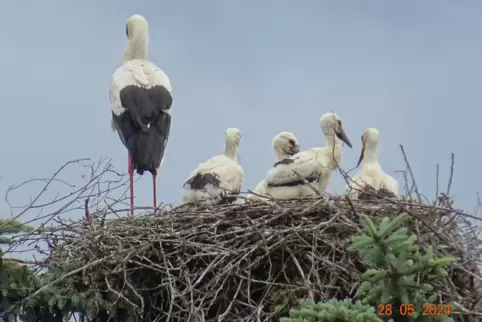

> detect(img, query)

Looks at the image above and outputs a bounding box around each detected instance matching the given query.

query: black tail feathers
[127,129,164,175]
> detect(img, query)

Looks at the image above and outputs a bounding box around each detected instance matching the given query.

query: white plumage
[345,128,398,199]
[263,113,353,199]
[109,14,173,216]
[110,59,172,118]
[182,128,244,205]
[248,132,300,200]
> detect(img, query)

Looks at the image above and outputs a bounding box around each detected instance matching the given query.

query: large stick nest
[46,197,482,322]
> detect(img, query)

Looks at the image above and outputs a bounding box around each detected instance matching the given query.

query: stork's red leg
[128,153,134,217]
[152,172,158,213]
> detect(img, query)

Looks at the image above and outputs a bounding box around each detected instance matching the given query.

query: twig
[399,145,422,203]
[446,152,455,196]
[84,198,90,220]
[435,163,440,204]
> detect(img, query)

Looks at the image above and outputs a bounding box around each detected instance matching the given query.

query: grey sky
[2,0,482,223]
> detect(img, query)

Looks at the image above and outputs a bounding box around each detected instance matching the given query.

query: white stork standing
[263,113,352,199]
[248,132,300,200]
[345,128,398,200]
[182,128,244,205]
[109,14,173,216]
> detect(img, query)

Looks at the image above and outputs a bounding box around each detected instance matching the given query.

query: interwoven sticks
[45,197,482,322]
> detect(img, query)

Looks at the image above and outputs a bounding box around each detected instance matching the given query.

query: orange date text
[422,304,451,316]
[377,304,415,317]
[377,303,451,317]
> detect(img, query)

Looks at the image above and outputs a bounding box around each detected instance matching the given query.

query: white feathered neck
[224,129,241,161]
[121,18,149,65]
[274,145,289,161]
[224,140,239,161]
[360,129,381,166]
[362,141,380,165]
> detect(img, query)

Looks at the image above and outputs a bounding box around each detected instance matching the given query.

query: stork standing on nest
[263,113,352,199]
[248,132,300,200]
[110,14,173,216]
[345,128,398,200]
[182,128,244,205]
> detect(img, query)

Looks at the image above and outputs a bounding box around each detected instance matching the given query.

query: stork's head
[272,132,300,158]
[126,14,149,39]
[225,128,241,147]
[356,128,380,167]
[224,128,241,161]
[320,113,352,148]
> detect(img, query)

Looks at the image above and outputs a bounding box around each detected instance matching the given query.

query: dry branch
[3,157,129,256]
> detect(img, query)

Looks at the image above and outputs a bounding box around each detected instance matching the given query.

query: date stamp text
[377,303,451,317]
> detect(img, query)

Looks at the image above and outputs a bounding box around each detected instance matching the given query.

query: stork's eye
[288,139,295,145]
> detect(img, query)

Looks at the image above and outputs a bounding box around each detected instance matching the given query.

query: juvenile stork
[110,14,173,216]
[345,128,398,200]
[182,128,244,205]
[263,113,352,199]
[248,132,300,200]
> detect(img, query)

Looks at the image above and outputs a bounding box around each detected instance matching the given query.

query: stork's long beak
[356,141,366,167]
[291,145,301,155]
[336,126,352,148]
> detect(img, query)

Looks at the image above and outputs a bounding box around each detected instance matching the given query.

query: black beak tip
[336,128,352,148]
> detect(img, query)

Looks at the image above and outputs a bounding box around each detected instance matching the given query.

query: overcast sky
[2,0,482,227]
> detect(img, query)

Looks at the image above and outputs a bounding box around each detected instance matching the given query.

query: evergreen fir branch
[0,219,34,234]
[280,298,383,322]
[349,213,457,322]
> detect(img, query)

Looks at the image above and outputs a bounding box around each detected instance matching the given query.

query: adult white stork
[182,128,244,205]
[345,128,398,200]
[109,14,173,216]
[263,113,352,199]
[248,132,300,200]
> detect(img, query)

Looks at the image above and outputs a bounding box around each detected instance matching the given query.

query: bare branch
[447,152,455,196]
[399,145,422,203]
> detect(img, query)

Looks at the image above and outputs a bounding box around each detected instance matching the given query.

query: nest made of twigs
[45,197,482,322]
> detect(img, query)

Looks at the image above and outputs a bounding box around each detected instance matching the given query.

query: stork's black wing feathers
[273,158,295,167]
[184,173,221,190]
[113,85,173,175]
